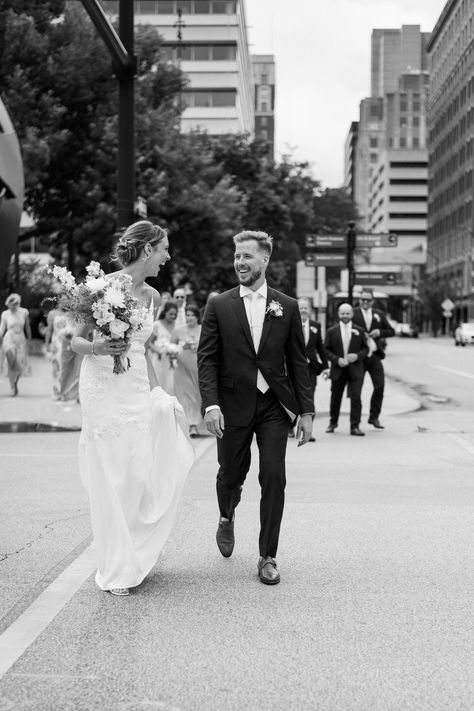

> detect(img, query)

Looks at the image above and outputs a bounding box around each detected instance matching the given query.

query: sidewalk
[0,353,421,430]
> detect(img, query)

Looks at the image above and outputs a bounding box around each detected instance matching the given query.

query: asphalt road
[0,336,473,710]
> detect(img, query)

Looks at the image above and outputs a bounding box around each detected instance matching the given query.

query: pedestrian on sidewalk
[0,293,32,396]
[324,302,368,436]
[198,230,314,586]
[44,307,82,402]
[352,288,395,429]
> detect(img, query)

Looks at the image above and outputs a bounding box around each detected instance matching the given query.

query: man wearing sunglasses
[352,289,395,429]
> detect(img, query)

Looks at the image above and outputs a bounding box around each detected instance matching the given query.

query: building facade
[344,26,430,312]
[252,55,275,159]
[344,121,358,201]
[103,0,255,136]
[427,0,474,322]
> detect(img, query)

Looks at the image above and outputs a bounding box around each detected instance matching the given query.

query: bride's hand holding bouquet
[47,261,146,374]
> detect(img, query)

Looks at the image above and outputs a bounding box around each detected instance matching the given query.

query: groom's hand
[205,407,225,439]
[296,414,313,447]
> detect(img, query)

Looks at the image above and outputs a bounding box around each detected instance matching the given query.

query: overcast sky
[245,0,447,188]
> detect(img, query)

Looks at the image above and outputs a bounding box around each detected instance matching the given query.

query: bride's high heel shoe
[108,588,129,596]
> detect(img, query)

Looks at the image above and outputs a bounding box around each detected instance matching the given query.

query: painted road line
[446,433,474,456]
[2,453,77,458]
[0,545,96,679]
[429,364,474,380]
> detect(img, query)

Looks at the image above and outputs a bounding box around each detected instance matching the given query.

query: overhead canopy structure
[0,97,24,283]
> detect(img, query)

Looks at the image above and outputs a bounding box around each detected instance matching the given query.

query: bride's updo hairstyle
[113,220,168,267]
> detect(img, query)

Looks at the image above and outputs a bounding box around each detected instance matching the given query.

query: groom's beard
[235,267,262,286]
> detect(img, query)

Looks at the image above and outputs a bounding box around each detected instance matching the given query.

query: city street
[0,336,473,709]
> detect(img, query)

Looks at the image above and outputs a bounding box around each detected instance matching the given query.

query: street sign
[441,298,455,311]
[443,310,453,318]
[355,271,399,286]
[312,234,347,250]
[306,252,347,267]
[356,233,398,248]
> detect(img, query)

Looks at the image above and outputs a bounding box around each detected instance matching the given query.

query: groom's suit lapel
[230,288,255,352]
[257,287,274,355]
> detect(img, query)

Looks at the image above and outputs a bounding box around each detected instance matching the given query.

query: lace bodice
[79,300,154,438]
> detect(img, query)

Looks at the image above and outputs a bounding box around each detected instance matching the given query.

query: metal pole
[346,221,356,305]
[117,0,135,229]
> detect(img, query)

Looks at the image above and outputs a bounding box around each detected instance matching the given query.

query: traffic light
[388,233,398,245]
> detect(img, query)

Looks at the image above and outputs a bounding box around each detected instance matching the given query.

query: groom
[197,231,314,585]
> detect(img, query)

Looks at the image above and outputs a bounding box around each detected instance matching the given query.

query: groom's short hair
[233,230,273,256]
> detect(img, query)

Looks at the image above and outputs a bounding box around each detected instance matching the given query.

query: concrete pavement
[1,350,474,709]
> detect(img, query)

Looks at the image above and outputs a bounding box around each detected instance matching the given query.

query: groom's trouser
[216,389,290,558]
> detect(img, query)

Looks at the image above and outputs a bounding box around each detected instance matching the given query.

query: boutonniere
[374,313,380,322]
[310,326,318,334]
[351,328,359,335]
[265,300,283,319]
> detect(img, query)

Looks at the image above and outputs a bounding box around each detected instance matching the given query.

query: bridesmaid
[173,303,203,437]
[0,293,31,396]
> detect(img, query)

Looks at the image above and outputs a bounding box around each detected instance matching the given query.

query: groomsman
[324,303,368,436]
[288,299,328,441]
[352,288,395,429]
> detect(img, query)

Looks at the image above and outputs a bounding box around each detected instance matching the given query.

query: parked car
[454,322,474,346]
[395,322,419,338]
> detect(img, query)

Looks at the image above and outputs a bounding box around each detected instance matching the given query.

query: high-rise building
[252,55,275,159]
[427,0,474,322]
[344,26,430,313]
[102,0,255,136]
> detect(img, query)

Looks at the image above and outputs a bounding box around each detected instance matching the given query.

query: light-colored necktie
[247,292,269,393]
[342,323,351,358]
[363,310,371,331]
[303,321,309,345]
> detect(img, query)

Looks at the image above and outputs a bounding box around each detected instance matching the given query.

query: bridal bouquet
[48,261,145,374]
[152,337,181,368]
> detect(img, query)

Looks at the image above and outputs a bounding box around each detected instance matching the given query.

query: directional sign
[305,252,347,267]
[313,234,347,250]
[356,233,398,248]
[355,271,399,286]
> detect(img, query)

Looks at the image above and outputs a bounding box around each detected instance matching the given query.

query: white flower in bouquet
[86,276,107,294]
[166,342,181,368]
[92,302,115,326]
[50,265,76,290]
[85,261,102,278]
[109,319,130,339]
[104,286,126,309]
[129,310,143,329]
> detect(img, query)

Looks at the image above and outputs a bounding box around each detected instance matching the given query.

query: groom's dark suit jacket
[197,286,314,427]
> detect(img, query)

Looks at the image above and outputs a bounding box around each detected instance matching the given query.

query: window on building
[261,74,268,84]
[212,45,236,60]
[213,91,236,106]
[261,102,268,112]
[193,91,212,106]
[178,1,192,11]
[400,117,408,128]
[370,152,378,163]
[370,137,378,148]
[413,101,420,111]
[194,1,210,12]
[194,45,210,60]
[413,137,419,147]
[400,101,407,111]
[413,116,420,127]
[156,1,174,12]
[260,129,269,140]
[400,137,406,147]
[212,1,232,11]
[180,45,192,60]
[260,117,268,126]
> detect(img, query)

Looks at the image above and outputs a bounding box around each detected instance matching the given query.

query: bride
[71,221,194,596]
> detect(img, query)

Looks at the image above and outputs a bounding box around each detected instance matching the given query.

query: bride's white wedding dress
[78,300,194,591]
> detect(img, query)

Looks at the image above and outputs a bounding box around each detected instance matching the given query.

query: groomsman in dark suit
[324,303,369,436]
[352,288,395,429]
[288,298,329,441]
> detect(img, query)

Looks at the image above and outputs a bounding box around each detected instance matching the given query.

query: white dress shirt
[339,320,352,358]
[240,282,269,392]
[362,308,372,332]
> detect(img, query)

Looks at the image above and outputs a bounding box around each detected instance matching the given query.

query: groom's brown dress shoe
[258,557,280,585]
[368,418,384,429]
[216,517,234,557]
